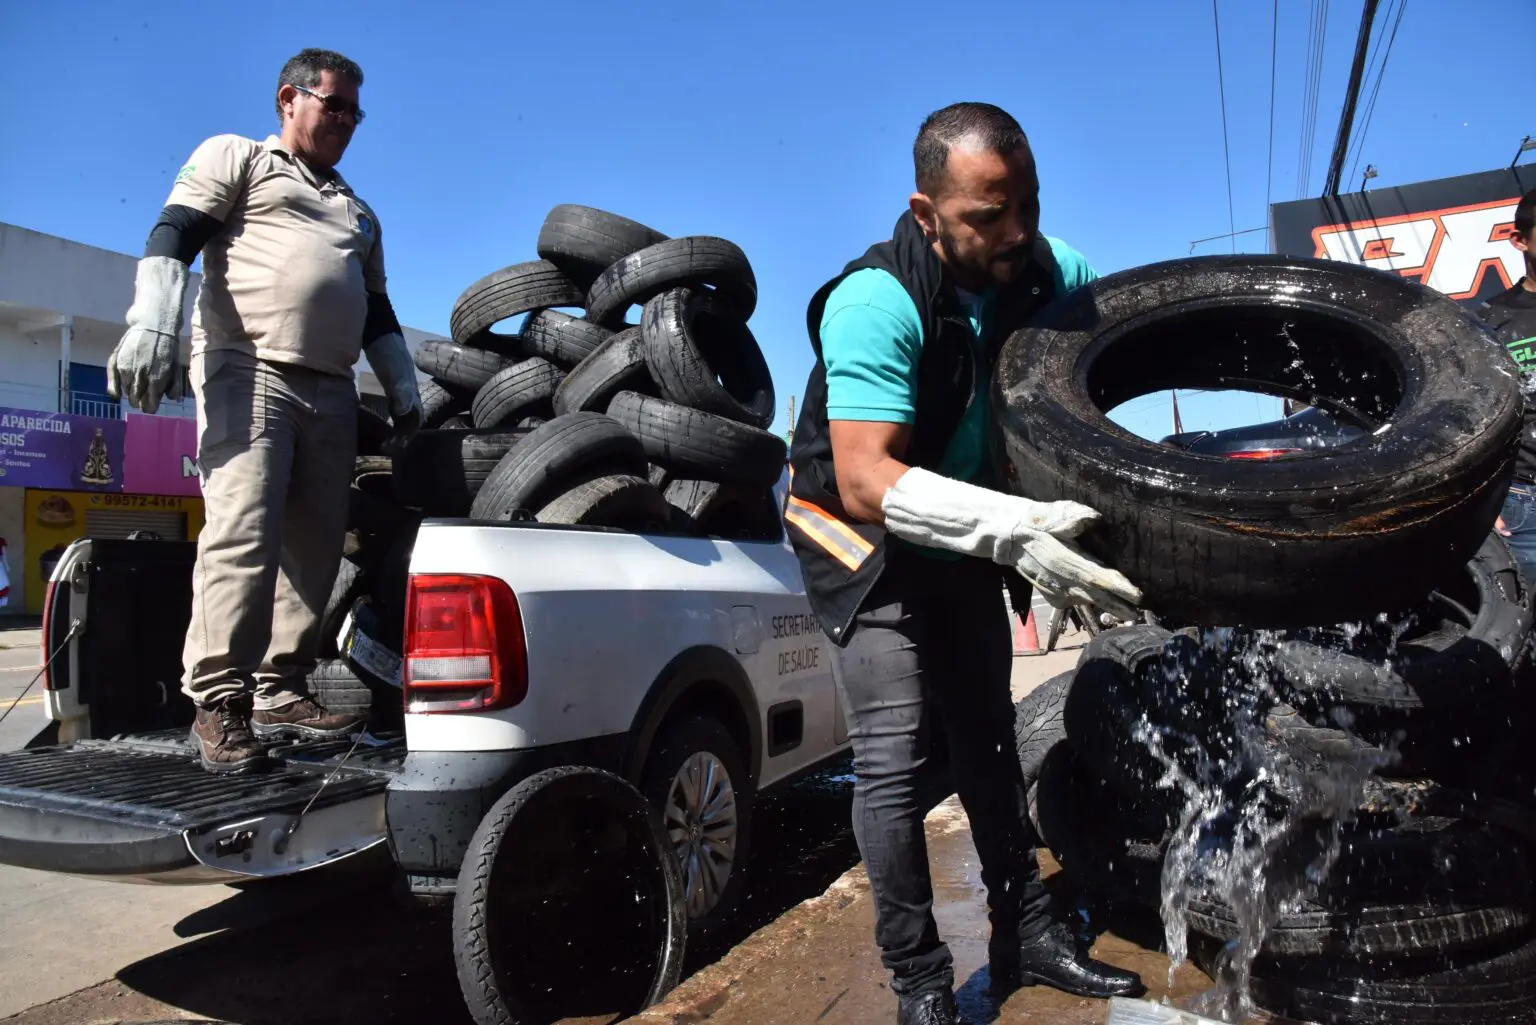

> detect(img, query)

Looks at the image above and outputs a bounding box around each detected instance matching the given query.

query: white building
[0,221,441,614]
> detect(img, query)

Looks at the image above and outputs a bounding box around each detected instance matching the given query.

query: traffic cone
[1014,608,1041,655]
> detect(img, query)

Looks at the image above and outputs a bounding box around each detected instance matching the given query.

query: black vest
[786,211,1062,645]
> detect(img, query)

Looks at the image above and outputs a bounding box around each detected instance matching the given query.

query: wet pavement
[634,794,1216,1025]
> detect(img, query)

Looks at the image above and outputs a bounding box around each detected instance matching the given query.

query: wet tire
[994,255,1524,628]
[606,391,787,488]
[1013,671,1072,794]
[392,428,532,517]
[471,358,566,428]
[1271,531,1533,720]
[420,378,475,429]
[535,204,669,291]
[520,308,613,368]
[536,474,672,531]
[1032,745,1166,907]
[469,412,648,522]
[642,288,775,429]
[449,259,586,346]
[453,766,687,1025]
[585,237,757,328]
[413,340,518,392]
[552,327,655,416]
[1248,931,1536,1023]
[662,479,781,540]
[640,716,754,944]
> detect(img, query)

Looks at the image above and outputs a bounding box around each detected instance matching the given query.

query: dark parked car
[1159,404,1365,458]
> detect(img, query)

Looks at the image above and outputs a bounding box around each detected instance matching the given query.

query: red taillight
[403,574,527,714]
[1226,448,1304,460]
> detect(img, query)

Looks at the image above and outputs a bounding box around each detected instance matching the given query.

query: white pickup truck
[0,477,849,1018]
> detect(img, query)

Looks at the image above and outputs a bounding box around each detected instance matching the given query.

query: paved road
[0,628,50,753]
[0,616,1087,1023]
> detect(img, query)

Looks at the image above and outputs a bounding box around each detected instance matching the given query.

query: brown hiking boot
[251,696,368,742]
[190,695,270,775]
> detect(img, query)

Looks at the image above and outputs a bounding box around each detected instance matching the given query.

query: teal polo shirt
[820,235,1098,557]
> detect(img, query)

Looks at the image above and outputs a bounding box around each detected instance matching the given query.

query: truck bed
[0,729,405,881]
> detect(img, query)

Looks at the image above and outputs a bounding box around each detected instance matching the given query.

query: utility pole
[785,395,795,444]
[1323,0,1380,197]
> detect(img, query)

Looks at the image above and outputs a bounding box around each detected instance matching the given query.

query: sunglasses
[293,84,365,125]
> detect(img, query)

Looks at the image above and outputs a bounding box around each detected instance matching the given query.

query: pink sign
[123,414,202,497]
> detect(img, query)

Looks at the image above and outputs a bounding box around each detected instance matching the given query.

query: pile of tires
[315,205,790,728]
[1013,530,1536,1023]
[395,203,786,539]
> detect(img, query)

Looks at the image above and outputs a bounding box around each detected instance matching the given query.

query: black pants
[836,548,1053,996]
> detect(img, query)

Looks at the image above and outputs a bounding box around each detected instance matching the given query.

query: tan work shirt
[165,133,386,378]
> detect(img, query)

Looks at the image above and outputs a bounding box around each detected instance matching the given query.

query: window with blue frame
[64,362,119,419]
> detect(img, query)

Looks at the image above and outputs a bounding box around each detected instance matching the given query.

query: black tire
[309,657,398,722]
[469,412,648,521]
[470,358,566,428]
[535,204,669,291]
[607,391,786,488]
[319,557,368,659]
[449,260,586,346]
[515,416,546,430]
[536,474,672,531]
[1249,931,1536,1023]
[642,288,775,428]
[585,237,757,328]
[452,766,687,1025]
[420,378,475,429]
[347,484,413,540]
[1032,745,1166,907]
[1272,531,1533,719]
[440,414,474,429]
[1014,671,1072,794]
[413,339,518,392]
[392,428,531,517]
[357,405,393,456]
[993,255,1524,628]
[520,308,613,368]
[1188,899,1530,962]
[640,716,754,943]
[552,327,655,416]
[662,479,781,540]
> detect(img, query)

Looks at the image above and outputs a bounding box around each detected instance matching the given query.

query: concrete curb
[634,795,972,1023]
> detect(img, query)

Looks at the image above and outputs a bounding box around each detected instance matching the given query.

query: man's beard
[937,226,1030,286]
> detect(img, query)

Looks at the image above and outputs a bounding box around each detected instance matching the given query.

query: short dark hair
[1516,188,1536,239]
[275,48,364,119]
[913,102,1030,196]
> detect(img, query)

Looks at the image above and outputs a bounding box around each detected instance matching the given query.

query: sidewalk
[635,631,1215,1025]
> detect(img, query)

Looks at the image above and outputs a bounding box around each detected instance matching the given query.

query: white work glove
[107,255,189,415]
[364,331,423,442]
[881,466,1143,621]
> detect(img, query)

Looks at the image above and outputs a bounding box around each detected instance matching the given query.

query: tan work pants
[181,349,358,709]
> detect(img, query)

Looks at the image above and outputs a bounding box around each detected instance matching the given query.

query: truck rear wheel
[641,715,754,942]
[452,766,686,1025]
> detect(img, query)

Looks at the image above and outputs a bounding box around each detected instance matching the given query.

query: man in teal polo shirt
[784,102,1143,1024]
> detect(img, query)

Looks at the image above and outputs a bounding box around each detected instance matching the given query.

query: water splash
[1132,627,1398,1023]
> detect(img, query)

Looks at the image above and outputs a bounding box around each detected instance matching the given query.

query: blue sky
[2,0,1529,441]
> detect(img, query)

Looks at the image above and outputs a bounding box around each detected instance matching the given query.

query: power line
[1265,0,1278,248]
[1298,0,1331,198]
[1212,0,1237,253]
[1347,0,1407,188]
[1323,0,1381,196]
[1295,0,1320,198]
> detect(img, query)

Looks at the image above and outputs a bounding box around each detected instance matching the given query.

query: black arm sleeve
[143,204,224,265]
[364,290,404,348]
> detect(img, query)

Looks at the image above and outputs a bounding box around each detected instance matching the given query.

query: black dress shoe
[898,989,966,1025]
[990,921,1145,999]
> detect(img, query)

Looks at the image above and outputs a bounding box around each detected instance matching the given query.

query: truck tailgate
[0,730,405,882]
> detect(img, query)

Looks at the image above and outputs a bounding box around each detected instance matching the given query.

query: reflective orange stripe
[784,495,874,572]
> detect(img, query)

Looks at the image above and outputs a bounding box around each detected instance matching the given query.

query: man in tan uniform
[108,48,421,773]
